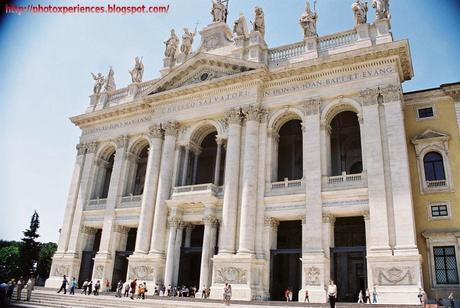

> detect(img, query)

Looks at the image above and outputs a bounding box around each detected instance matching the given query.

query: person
[448,293,454,308]
[226,285,232,305]
[81,280,88,295]
[327,280,337,308]
[105,279,110,293]
[115,280,123,298]
[69,277,77,295]
[123,280,130,297]
[87,280,93,296]
[57,275,68,294]
[285,287,290,301]
[202,285,207,298]
[154,283,159,296]
[365,288,371,303]
[25,276,35,301]
[305,289,310,303]
[6,280,15,304]
[130,279,137,300]
[223,283,229,304]
[0,281,8,306]
[160,284,165,296]
[372,286,378,304]
[166,284,171,296]
[143,282,148,299]
[357,289,364,303]
[437,298,445,307]
[94,280,100,295]
[138,283,146,300]
[16,277,24,300]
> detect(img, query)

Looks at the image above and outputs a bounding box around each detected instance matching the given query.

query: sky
[0,0,459,243]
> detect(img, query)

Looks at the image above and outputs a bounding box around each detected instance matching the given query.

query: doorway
[177,225,204,288]
[111,228,137,289]
[78,229,101,286]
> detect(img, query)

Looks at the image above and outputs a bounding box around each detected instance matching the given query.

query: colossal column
[199,215,218,289]
[149,121,179,255]
[213,138,223,186]
[133,125,163,254]
[238,105,262,254]
[163,216,181,287]
[218,109,242,254]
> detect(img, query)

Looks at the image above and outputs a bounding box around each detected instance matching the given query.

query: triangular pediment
[411,129,449,144]
[142,53,264,96]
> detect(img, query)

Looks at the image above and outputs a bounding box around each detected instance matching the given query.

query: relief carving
[374,267,415,285]
[94,265,104,279]
[304,266,321,286]
[54,264,70,277]
[215,267,247,284]
[129,265,155,280]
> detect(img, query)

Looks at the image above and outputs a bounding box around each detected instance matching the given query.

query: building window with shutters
[433,246,459,285]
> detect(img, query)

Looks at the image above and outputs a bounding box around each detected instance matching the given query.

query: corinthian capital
[162,121,179,137]
[225,108,242,125]
[380,84,402,102]
[148,124,163,139]
[76,143,86,155]
[303,97,321,116]
[86,141,98,154]
[167,215,182,228]
[243,105,264,122]
[115,135,129,149]
[203,215,219,226]
[359,88,380,106]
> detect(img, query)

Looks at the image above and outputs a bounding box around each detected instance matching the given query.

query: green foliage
[19,211,42,276]
[36,242,57,279]
[0,245,21,282]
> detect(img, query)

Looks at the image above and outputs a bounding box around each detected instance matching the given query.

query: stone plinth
[199,22,233,51]
[299,253,328,303]
[45,253,81,288]
[301,36,319,61]
[355,23,372,48]
[374,19,393,44]
[248,31,268,63]
[127,255,165,289]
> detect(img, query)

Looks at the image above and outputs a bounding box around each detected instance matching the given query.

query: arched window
[423,152,445,181]
[277,120,303,181]
[132,146,148,195]
[93,150,115,199]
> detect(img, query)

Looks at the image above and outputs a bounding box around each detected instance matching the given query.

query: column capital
[216,136,225,145]
[243,105,265,122]
[359,88,380,106]
[114,135,129,149]
[357,113,364,124]
[113,225,130,234]
[303,97,321,116]
[126,151,139,163]
[224,108,242,125]
[185,223,195,231]
[361,210,370,220]
[148,124,163,139]
[264,216,279,230]
[167,215,183,228]
[162,121,179,137]
[380,84,402,102]
[85,141,98,154]
[203,215,219,226]
[322,214,336,224]
[80,225,98,235]
[76,143,86,155]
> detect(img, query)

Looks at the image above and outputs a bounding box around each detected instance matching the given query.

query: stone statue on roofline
[91,72,105,95]
[129,57,144,83]
[104,67,116,92]
[372,0,390,20]
[211,0,227,23]
[352,0,368,25]
[164,29,179,59]
[252,6,265,38]
[233,12,249,38]
[300,0,318,39]
[180,27,197,56]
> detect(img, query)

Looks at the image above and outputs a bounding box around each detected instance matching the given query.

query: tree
[0,244,21,282]
[36,242,57,280]
[19,211,41,276]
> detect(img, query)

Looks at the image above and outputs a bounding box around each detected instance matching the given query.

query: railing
[107,88,129,105]
[138,79,157,95]
[172,183,218,195]
[271,178,304,190]
[323,172,366,190]
[268,41,306,63]
[318,29,358,53]
[426,179,447,188]
[86,198,107,210]
[121,195,142,202]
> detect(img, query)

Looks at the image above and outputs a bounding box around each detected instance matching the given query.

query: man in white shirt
[327,280,337,308]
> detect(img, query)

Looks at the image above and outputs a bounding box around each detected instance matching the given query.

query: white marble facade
[46,14,422,304]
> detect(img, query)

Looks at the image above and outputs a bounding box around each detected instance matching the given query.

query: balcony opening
[92,148,115,199]
[277,120,303,181]
[330,111,362,176]
[125,145,148,196]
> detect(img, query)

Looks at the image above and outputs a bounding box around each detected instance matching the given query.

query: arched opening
[125,145,149,196]
[93,148,115,199]
[330,111,362,176]
[195,132,218,185]
[423,152,445,181]
[277,120,303,181]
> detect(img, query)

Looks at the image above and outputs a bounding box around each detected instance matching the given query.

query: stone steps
[9,289,423,308]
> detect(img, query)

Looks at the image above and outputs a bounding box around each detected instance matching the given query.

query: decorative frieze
[214,266,248,284]
[304,266,321,286]
[80,226,98,235]
[113,225,130,234]
[162,121,179,137]
[225,108,242,125]
[129,265,155,280]
[373,266,416,285]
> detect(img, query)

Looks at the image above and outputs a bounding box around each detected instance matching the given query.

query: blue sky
[0,0,459,243]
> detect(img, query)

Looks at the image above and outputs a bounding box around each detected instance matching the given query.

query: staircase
[9,288,423,308]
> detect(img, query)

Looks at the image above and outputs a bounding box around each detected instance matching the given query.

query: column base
[367,252,422,304]
[300,252,329,303]
[210,254,268,301]
[127,254,165,289]
[45,253,81,289]
[92,253,114,285]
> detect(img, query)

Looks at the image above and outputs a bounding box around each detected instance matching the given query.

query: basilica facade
[45,1,459,304]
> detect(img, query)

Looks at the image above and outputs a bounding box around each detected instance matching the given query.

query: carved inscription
[82,115,152,136]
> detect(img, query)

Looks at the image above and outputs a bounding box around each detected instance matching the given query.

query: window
[431,205,448,217]
[418,107,434,119]
[423,152,446,181]
[433,246,459,284]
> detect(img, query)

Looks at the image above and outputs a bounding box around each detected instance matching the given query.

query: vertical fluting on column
[302,98,323,253]
[320,121,332,177]
[213,138,223,186]
[238,105,262,255]
[56,143,87,254]
[149,121,179,256]
[271,132,280,181]
[181,146,190,186]
[359,89,391,252]
[164,216,181,287]
[255,112,268,257]
[66,142,98,254]
[219,109,242,254]
[172,222,184,285]
[357,114,367,173]
[98,136,129,256]
[263,217,279,258]
[199,215,218,289]
[134,125,163,255]
[184,224,194,248]
[191,148,201,185]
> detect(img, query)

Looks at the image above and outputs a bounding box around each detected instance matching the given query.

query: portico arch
[124,137,150,196]
[92,144,116,199]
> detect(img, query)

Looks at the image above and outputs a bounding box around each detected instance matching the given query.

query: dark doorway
[331,217,366,302]
[270,220,301,301]
[111,228,137,290]
[277,120,303,181]
[78,229,101,286]
[177,225,204,288]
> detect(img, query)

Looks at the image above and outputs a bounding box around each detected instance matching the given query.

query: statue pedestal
[128,83,139,99]
[299,252,328,303]
[248,31,267,63]
[87,94,99,112]
[355,23,372,48]
[160,57,176,76]
[199,22,233,52]
[231,35,248,60]
[92,93,108,111]
[127,254,165,290]
[45,253,81,288]
[301,36,319,61]
[374,18,393,44]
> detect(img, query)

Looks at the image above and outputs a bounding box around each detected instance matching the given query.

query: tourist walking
[57,275,68,294]
[81,280,88,294]
[25,276,35,301]
[69,277,77,295]
[123,281,130,297]
[372,286,378,304]
[327,280,337,308]
[448,292,455,308]
[87,280,93,295]
[94,280,100,295]
[16,277,24,300]
[130,279,137,300]
[365,288,371,303]
[285,287,290,301]
[358,289,364,303]
[115,280,123,298]
[304,289,310,303]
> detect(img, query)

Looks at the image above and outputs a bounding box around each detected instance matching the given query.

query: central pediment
[142,53,265,96]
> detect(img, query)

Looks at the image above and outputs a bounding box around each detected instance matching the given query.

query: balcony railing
[118,195,142,208]
[268,41,306,63]
[318,29,358,54]
[323,172,367,190]
[86,198,107,210]
[172,183,218,195]
[426,179,447,188]
[267,178,305,196]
